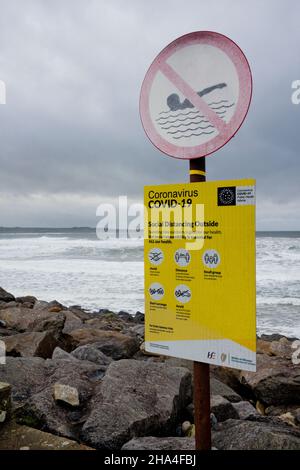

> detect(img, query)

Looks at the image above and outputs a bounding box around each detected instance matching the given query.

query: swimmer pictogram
[140,31,252,159]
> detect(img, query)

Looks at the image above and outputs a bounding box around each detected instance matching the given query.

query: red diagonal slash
[160,61,227,133]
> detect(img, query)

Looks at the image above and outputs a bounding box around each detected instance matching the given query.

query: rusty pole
[189,157,211,451]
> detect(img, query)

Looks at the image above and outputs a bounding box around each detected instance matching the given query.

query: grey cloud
[0,0,299,228]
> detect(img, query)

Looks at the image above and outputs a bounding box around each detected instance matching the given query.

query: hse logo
[207,351,216,360]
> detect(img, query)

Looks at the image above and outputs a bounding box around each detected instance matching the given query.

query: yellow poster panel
[144,179,256,371]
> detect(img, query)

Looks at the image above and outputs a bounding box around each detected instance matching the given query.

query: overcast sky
[0,0,299,229]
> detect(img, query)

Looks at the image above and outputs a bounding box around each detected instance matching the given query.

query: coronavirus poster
[144,179,256,371]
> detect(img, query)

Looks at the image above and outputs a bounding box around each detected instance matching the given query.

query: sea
[0,228,299,338]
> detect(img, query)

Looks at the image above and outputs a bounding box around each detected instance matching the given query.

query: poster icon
[148,248,164,266]
[174,248,191,267]
[149,282,165,301]
[174,284,191,304]
[202,249,221,269]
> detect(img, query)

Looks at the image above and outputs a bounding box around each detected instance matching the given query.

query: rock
[81,359,192,449]
[3,331,58,359]
[257,337,293,359]
[0,306,35,331]
[210,395,239,422]
[69,329,140,359]
[2,331,58,359]
[71,345,111,366]
[49,306,63,313]
[256,400,265,415]
[15,359,105,439]
[62,311,83,334]
[232,401,258,420]
[210,377,242,403]
[212,418,300,450]
[15,296,37,306]
[32,311,65,337]
[53,383,80,407]
[269,337,293,359]
[122,436,194,450]
[0,382,11,423]
[139,342,160,357]
[0,320,6,328]
[265,405,300,426]
[266,404,300,417]
[0,422,94,450]
[134,311,144,323]
[0,287,15,303]
[68,306,92,321]
[240,354,300,406]
[279,412,297,427]
[32,300,50,311]
[130,324,144,338]
[0,305,67,336]
[210,367,241,394]
[0,357,47,403]
[52,347,77,361]
[118,311,133,322]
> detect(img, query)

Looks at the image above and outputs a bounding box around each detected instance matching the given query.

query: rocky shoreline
[0,286,300,450]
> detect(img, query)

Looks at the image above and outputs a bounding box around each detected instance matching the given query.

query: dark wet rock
[0,287,15,303]
[15,296,37,306]
[118,311,133,322]
[210,395,239,422]
[69,329,140,359]
[134,311,144,323]
[122,436,194,450]
[212,417,300,450]
[239,354,300,406]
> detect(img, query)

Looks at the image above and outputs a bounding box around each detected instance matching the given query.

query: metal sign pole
[189,157,211,451]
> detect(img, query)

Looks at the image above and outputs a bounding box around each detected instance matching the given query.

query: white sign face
[140,31,252,159]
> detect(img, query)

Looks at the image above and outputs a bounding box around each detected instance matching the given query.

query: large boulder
[81,359,192,450]
[0,288,15,303]
[240,354,300,406]
[0,357,47,403]
[62,311,83,334]
[13,358,106,439]
[69,329,139,359]
[122,436,194,450]
[3,331,58,358]
[210,395,239,422]
[212,417,300,450]
[0,422,93,450]
[0,307,35,331]
[210,377,242,403]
